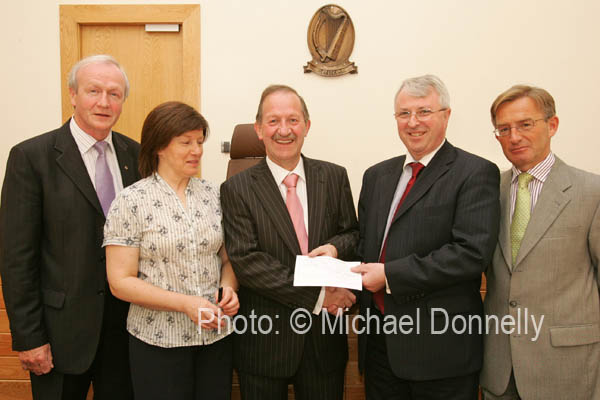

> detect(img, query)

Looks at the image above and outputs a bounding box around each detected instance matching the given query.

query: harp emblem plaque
[304,4,357,77]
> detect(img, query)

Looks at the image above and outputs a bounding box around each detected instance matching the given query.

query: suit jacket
[0,120,140,374]
[220,156,358,378]
[357,141,500,381]
[481,157,600,399]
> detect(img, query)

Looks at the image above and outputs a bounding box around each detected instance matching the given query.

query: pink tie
[283,173,308,255]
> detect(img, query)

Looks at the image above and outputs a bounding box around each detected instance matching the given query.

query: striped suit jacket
[220,156,359,378]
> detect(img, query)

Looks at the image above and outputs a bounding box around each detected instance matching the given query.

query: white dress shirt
[266,156,309,230]
[381,140,446,293]
[70,117,124,194]
[265,156,326,314]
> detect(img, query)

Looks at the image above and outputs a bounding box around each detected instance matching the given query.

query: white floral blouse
[103,173,231,347]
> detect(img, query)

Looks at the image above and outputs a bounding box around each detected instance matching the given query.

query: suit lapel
[54,122,104,216]
[498,170,513,270]
[113,132,137,187]
[250,159,301,255]
[375,156,406,245]
[393,141,454,222]
[515,158,571,267]
[305,157,326,250]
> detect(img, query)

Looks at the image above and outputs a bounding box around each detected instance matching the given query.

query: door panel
[80,24,184,142]
[59,4,200,143]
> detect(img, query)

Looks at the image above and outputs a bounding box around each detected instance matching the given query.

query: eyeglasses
[493,118,547,137]
[394,108,448,121]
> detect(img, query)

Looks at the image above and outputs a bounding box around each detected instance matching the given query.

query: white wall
[3,0,600,202]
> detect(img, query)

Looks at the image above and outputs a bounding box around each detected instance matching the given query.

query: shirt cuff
[385,277,391,294]
[312,287,326,314]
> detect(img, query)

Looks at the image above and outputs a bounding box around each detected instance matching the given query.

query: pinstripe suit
[357,141,500,384]
[220,156,358,396]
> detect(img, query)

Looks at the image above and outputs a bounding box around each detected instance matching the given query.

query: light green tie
[511,172,534,265]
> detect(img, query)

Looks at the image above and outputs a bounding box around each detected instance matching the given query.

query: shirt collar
[405,139,446,168]
[152,172,195,195]
[266,156,306,186]
[510,152,555,184]
[70,116,115,155]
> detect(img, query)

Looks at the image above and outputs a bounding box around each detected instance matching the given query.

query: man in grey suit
[0,55,138,399]
[220,84,358,400]
[481,85,600,399]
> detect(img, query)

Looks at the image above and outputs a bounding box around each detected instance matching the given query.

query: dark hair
[139,101,209,178]
[255,84,310,123]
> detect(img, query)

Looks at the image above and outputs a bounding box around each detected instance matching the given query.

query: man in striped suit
[353,75,500,399]
[220,84,359,400]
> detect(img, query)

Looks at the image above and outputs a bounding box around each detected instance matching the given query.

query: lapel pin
[124,165,129,170]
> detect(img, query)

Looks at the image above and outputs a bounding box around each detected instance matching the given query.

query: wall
[2,0,600,200]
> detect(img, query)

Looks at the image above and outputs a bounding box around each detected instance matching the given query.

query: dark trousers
[364,309,479,400]
[238,334,345,400]
[129,333,233,400]
[30,290,133,400]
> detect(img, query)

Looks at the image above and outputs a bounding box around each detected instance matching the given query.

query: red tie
[283,173,309,255]
[373,162,424,313]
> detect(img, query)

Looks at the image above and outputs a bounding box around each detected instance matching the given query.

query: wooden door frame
[59,4,200,122]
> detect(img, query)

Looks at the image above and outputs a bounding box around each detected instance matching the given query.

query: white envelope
[293,255,362,291]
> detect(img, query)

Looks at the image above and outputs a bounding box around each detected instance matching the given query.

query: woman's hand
[182,296,224,330]
[218,286,239,317]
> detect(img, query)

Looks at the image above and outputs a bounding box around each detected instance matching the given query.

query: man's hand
[323,287,356,315]
[307,244,338,258]
[352,263,386,292]
[19,343,53,375]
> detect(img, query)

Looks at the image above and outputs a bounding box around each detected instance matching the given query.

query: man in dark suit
[220,84,359,400]
[352,75,500,399]
[0,55,139,400]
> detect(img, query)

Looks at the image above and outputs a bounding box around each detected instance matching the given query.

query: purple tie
[94,141,116,216]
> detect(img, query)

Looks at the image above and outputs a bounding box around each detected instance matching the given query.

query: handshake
[322,286,356,315]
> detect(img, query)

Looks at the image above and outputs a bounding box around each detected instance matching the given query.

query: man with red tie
[220,85,359,399]
[352,75,500,399]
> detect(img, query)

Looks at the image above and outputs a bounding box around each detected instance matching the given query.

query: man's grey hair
[395,74,450,109]
[68,54,130,99]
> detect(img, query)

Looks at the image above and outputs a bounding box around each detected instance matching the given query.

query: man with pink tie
[220,84,358,400]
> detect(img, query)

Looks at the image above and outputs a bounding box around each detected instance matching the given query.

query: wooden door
[60,4,200,143]
[0,5,200,399]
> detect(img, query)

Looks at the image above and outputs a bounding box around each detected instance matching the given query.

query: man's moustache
[273,133,297,141]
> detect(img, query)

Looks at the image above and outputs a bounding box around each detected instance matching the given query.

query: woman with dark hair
[103,101,238,399]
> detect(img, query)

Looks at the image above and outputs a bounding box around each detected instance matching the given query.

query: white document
[293,256,362,291]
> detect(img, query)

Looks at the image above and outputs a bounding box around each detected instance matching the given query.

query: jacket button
[509,300,517,307]
[97,289,105,295]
